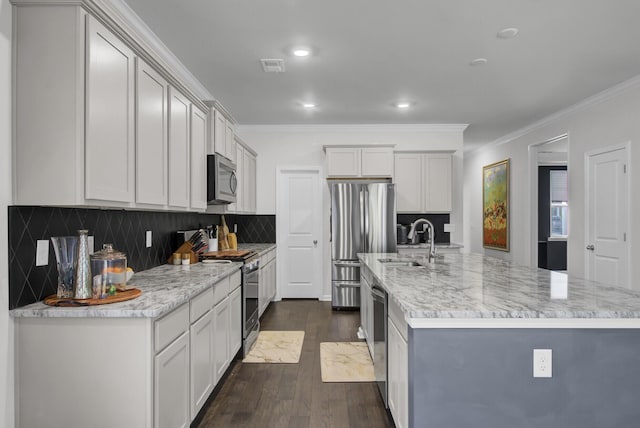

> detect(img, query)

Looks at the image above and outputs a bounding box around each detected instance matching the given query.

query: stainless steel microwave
[207,154,237,204]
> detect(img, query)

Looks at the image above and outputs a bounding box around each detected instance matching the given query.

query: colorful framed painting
[483,159,510,251]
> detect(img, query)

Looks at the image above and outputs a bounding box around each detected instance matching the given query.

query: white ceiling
[122,0,640,150]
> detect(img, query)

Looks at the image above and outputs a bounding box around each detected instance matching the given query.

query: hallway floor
[198,300,393,428]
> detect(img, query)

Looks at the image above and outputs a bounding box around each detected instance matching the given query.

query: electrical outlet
[35,240,49,266]
[444,223,455,233]
[146,230,152,248]
[533,349,552,378]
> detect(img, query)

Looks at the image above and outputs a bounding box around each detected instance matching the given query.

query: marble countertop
[237,243,276,256]
[10,262,242,319]
[397,242,463,249]
[358,252,640,327]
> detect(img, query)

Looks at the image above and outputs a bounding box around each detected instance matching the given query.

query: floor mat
[243,330,305,363]
[320,342,375,382]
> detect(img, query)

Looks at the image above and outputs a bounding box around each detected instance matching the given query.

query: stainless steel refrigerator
[330,182,397,309]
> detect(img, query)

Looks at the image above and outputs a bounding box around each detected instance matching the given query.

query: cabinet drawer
[229,269,242,289]
[155,303,189,353]
[190,288,214,323]
[213,275,230,305]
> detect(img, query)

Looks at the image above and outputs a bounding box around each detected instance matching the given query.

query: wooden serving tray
[202,250,251,259]
[43,288,142,307]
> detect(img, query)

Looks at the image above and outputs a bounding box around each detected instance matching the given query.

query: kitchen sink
[377,258,423,267]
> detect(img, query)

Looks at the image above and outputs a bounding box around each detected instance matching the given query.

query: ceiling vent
[260,59,285,73]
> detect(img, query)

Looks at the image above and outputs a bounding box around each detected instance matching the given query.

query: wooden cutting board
[202,250,251,259]
[43,288,142,307]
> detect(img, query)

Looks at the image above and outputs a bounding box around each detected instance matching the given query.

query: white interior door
[586,145,629,287]
[277,168,322,298]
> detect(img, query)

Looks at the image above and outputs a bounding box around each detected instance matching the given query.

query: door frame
[528,134,568,268]
[583,141,631,285]
[275,166,324,300]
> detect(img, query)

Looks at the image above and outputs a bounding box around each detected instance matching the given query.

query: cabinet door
[154,331,190,428]
[85,15,135,203]
[394,153,423,213]
[243,150,256,214]
[326,148,361,177]
[168,88,190,209]
[135,59,168,206]
[229,286,242,358]
[388,319,408,428]
[213,297,230,382]
[361,147,393,177]
[225,122,235,160]
[423,154,452,212]
[190,311,214,419]
[213,110,226,157]
[190,106,207,211]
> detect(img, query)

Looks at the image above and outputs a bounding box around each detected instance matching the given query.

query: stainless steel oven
[242,255,260,356]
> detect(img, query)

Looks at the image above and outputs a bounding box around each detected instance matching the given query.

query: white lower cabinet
[190,310,214,418]
[388,316,408,428]
[155,331,190,428]
[14,270,243,428]
[258,249,277,317]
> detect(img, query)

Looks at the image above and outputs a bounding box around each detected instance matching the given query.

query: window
[550,170,568,237]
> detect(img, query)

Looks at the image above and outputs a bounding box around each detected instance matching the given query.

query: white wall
[463,76,640,289]
[237,124,464,299]
[0,0,13,426]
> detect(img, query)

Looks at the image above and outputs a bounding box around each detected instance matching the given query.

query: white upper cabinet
[243,149,257,214]
[168,88,191,209]
[190,105,207,211]
[394,152,452,213]
[12,3,214,212]
[85,15,136,203]
[325,146,394,178]
[225,121,236,162]
[213,110,227,158]
[135,58,168,207]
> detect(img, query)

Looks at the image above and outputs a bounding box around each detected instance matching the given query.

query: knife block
[167,241,199,265]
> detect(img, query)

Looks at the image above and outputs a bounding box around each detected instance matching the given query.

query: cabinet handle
[586,244,595,251]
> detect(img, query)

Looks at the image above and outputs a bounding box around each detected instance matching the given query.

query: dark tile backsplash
[396,213,450,244]
[7,206,276,309]
[8,206,222,309]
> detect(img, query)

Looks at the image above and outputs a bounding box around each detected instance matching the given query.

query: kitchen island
[11,262,243,428]
[358,252,640,428]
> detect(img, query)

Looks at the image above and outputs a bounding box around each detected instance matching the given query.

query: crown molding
[471,73,640,154]
[236,124,468,134]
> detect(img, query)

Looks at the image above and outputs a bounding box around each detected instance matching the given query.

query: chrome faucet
[407,219,436,264]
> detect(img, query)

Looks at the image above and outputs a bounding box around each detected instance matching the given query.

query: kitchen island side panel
[408,328,640,428]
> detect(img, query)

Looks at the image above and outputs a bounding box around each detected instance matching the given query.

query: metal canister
[73,230,92,299]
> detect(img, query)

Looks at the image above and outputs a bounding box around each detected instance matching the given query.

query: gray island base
[358,252,640,428]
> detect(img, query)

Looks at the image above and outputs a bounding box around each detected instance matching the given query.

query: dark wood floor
[198,300,393,428]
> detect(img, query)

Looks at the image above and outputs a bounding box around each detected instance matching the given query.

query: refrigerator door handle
[333,261,361,267]
[335,282,361,288]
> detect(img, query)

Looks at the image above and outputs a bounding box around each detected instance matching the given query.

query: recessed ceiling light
[302,103,316,108]
[395,102,411,109]
[469,58,488,66]
[293,48,311,57]
[497,27,519,39]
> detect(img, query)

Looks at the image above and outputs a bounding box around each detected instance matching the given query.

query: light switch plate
[36,240,49,266]
[444,224,455,233]
[88,236,94,255]
[146,230,152,248]
[533,349,552,378]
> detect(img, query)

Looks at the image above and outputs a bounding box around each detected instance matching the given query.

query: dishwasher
[371,284,388,408]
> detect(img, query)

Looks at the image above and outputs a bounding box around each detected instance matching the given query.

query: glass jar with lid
[90,244,127,298]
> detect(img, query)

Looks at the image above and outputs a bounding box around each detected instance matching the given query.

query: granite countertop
[358,252,640,327]
[237,243,276,256]
[11,262,242,319]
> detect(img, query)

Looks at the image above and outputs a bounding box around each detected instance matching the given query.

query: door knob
[586,244,595,251]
